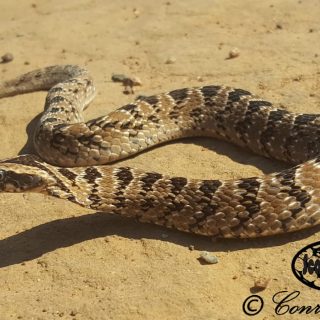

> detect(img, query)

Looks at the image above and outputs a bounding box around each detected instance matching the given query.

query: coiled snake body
[0,65,319,238]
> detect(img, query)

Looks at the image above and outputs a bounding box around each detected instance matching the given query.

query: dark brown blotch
[170,177,188,195]
[58,168,78,182]
[237,177,261,217]
[47,96,67,105]
[84,167,102,184]
[140,172,162,191]
[199,180,222,197]
[116,167,134,190]
[169,88,189,102]
[122,104,138,112]
[227,88,251,103]
[139,95,159,106]
[49,87,64,94]
[201,86,221,98]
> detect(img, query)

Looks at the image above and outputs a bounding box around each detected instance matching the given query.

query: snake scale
[0,65,319,238]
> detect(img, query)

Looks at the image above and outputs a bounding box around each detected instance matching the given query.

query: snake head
[0,155,52,193]
[0,168,46,192]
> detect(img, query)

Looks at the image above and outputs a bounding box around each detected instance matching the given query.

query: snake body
[0,65,320,238]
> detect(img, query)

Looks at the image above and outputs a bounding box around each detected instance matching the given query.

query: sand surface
[0,0,319,319]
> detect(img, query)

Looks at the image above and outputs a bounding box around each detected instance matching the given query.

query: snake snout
[0,170,45,192]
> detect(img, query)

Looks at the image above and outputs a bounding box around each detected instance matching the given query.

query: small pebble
[189,245,195,251]
[37,259,48,268]
[1,52,14,63]
[133,8,140,17]
[276,23,283,30]
[197,76,204,82]
[24,61,30,65]
[161,233,169,239]
[165,56,176,64]
[252,277,270,292]
[227,48,240,59]
[199,251,218,264]
[293,75,303,82]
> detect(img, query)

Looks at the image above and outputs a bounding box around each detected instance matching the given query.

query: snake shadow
[179,137,288,174]
[1,211,319,268]
[19,113,41,155]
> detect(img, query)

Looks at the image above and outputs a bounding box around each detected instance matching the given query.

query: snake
[0,65,319,238]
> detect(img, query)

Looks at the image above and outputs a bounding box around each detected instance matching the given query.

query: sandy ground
[0,0,319,319]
